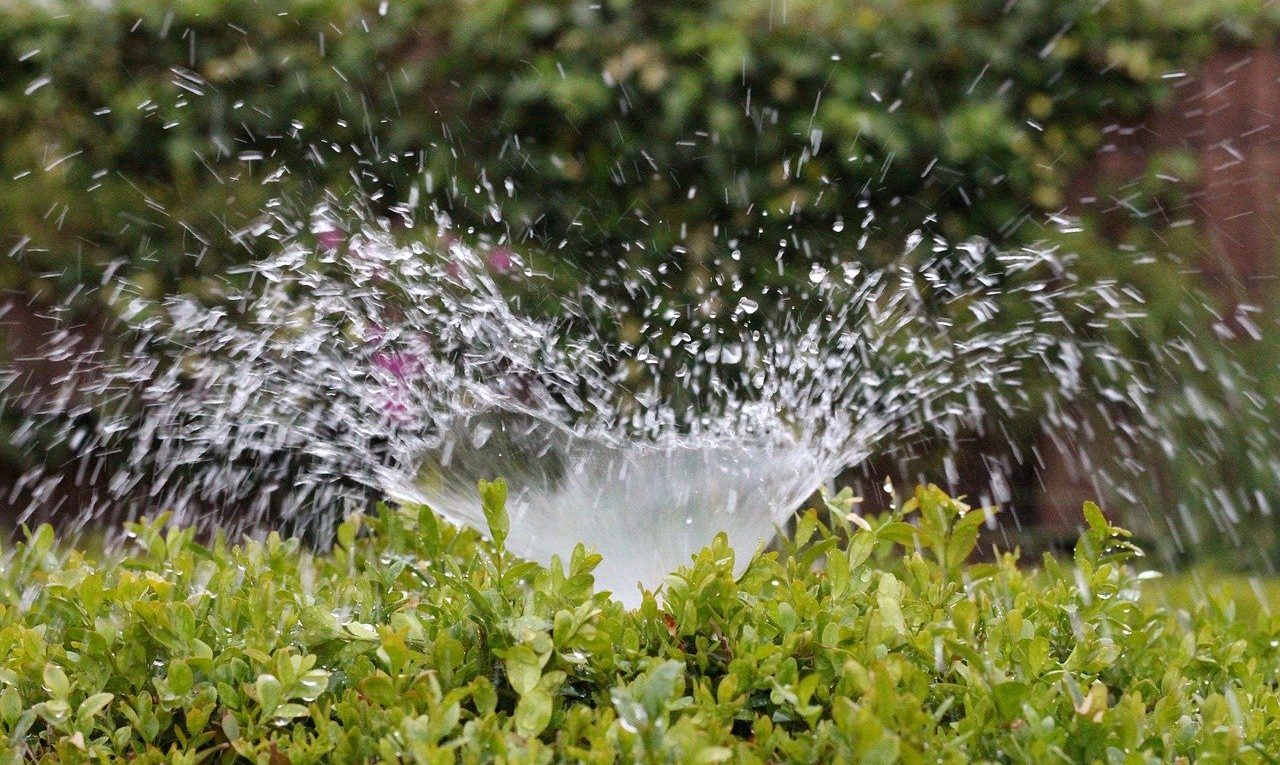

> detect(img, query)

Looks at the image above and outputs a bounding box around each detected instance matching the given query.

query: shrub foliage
[2,483,1278,762]
[2,0,1276,301]
[6,0,1280,564]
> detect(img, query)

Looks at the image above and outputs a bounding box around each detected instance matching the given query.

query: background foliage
[3,0,1274,299]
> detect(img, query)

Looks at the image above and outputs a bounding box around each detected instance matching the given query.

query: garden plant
[2,482,1278,762]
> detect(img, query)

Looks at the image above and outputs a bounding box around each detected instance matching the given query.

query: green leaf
[471,677,498,717]
[273,703,310,721]
[0,688,22,727]
[794,509,819,548]
[43,664,70,700]
[478,478,509,547]
[418,504,441,554]
[220,711,240,742]
[295,670,331,702]
[694,746,733,763]
[640,660,685,718]
[77,692,114,721]
[1083,501,1108,534]
[255,674,283,715]
[336,515,361,551]
[876,574,907,636]
[992,681,1029,720]
[847,532,875,569]
[343,622,380,641]
[35,699,71,727]
[876,522,920,547]
[946,509,989,568]
[166,659,194,697]
[505,644,545,697]
[359,673,398,707]
[514,687,553,738]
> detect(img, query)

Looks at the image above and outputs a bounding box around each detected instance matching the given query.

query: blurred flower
[316,228,345,250]
[371,351,420,381]
[378,397,411,419]
[487,246,514,272]
[363,324,387,344]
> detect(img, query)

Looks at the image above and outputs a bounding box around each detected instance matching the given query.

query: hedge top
[1,482,1278,763]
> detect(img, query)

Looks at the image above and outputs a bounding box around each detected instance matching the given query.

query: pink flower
[363,324,387,344]
[377,396,413,423]
[487,247,514,273]
[371,351,420,381]
[371,351,419,421]
[316,228,345,250]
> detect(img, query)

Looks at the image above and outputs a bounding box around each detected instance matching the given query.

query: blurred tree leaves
[2,0,1274,310]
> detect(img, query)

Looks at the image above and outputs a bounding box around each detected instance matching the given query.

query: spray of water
[2,195,1155,602]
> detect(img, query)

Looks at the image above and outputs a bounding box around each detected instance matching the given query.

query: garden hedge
[6,0,1280,565]
[2,482,1280,762]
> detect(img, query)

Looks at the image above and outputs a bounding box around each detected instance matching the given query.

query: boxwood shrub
[2,482,1278,762]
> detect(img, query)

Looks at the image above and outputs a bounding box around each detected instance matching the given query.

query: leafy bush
[2,0,1276,303]
[2,482,1278,762]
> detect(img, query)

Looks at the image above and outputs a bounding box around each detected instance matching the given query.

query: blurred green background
[4,0,1280,566]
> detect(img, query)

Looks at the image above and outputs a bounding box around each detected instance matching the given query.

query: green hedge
[2,483,1279,762]
[6,0,1280,563]
[2,0,1275,304]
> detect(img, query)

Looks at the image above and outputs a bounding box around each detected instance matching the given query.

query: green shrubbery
[6,0,1280,564]
[2,0,1275,303]
[2,483,1278,762]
